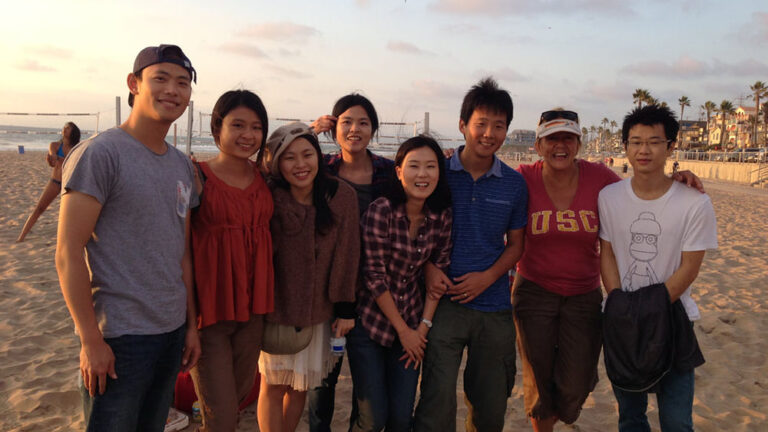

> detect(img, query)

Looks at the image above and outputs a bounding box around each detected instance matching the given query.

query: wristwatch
[421,318,433,328]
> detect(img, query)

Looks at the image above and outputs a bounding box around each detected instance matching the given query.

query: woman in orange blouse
[190,90,274,432]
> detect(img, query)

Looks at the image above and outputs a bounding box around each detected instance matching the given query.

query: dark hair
[269,133,339,235]
[65,122,81,144]
[460,77,514,127]
[388,135,451,213]
[128,47,192,108]
[210,90,269,164]
[330,93,379,140]
[622,104,679,147]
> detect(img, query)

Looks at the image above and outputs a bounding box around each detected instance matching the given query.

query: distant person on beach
[351,135,452,431]
[413,77,527,432]
[599,104,716,431]
[257,122,359,432]
[55,44,200,431]
[307,93,395,431]
[189,90,274,431]
[16,121,81,242]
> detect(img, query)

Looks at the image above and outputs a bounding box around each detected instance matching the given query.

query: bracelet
[421,318,433,328]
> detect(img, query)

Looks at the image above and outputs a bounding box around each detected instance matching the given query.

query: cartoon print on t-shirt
[176,180,191,218]
[622,212,661,290]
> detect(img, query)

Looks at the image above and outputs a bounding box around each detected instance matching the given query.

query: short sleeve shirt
[517,159,620,296]
[598,179,718,320]
[446,147,528,312]
[62,127,198,337]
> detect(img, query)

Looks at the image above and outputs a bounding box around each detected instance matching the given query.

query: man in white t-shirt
[598,104,717,431]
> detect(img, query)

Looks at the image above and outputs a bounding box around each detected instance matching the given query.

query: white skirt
[258,321,338,391]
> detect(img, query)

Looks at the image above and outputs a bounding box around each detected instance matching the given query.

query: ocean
[0,124,398,157]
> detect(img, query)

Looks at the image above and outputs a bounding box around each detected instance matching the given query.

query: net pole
[186,101,194,155]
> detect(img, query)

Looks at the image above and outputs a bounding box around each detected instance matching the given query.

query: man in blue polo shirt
[413,77,527,432]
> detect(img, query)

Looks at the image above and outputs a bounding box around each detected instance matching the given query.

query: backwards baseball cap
[133,44,196,83]
[536,118,582,139]
[266,122,317,176]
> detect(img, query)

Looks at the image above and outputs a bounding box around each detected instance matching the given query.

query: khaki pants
[191,315,264,432]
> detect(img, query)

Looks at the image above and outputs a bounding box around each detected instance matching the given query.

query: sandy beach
[1,149,767,431]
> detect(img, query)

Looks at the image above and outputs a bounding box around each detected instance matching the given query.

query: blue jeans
[347,322,420,432]
[612,368,695,432]
[81,325,186,432]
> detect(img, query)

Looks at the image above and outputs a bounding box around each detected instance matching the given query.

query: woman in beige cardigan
[257,122,360,432]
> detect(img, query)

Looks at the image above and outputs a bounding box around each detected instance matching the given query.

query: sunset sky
[1,0,766,140]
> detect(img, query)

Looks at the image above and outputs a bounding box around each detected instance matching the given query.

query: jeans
[81,325,186,432]
[346,322,420,432]
[612,368,695,432]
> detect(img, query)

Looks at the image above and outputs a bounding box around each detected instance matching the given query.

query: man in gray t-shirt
[56,44,201,431]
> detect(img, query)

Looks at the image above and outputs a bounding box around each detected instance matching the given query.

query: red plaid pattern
[358,197,453,347]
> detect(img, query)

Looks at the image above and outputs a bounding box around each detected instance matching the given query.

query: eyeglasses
[539,110,579,125]
[624,139,672,147]
[632,233,658,245]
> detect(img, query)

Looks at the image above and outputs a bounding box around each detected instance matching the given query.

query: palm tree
[601,118,609,150]
[717,100,736,148]
[762,101,768,124]
[646,96,663,107]
[677,96,691,146]
[581,127,589,142]
[633,89,651,108]
[610,120,618,149]
[701,101,717,147]
[750,81,768,146]
[678,96,691,121]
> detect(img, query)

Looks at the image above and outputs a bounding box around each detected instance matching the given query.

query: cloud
[355,0,371,7]
[428,0,631,16]
[476,67,529,82]
[712,59,768,76]
[410,80,463,100]
[578,83,630,104]
[218,43,268,59]
[236,22,320,43]
[386,41,433,55]
[16,60,56,72]
[264,64,311,79]
[620,56,768,78]
[29,45,73,59]
[730,12,768,43]
[278,48,301,57]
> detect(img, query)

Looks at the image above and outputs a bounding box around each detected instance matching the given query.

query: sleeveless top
[192,161,275,328]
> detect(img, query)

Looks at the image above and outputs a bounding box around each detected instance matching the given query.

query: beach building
[708,106,763,149]
[505,129,536,153]
[679,120,708,150]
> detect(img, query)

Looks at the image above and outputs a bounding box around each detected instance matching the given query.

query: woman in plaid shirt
[347,135,453,432]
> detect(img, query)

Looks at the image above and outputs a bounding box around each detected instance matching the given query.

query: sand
[1,149,767,431]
